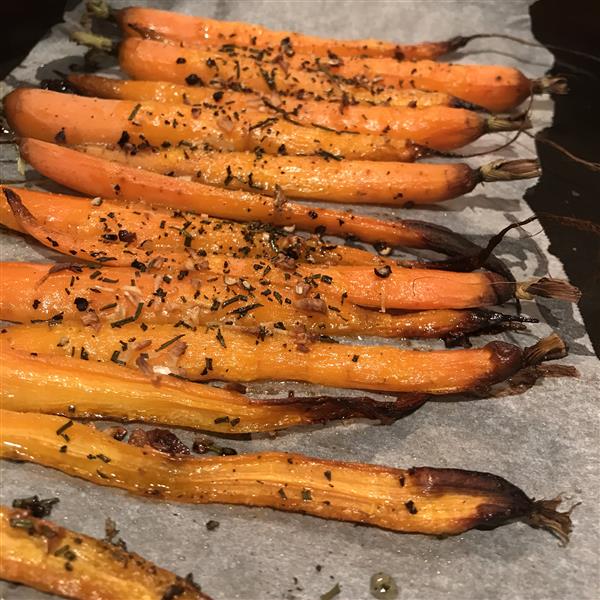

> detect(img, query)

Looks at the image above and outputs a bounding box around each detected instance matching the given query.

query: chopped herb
[351,355,359,363]
[320,583,341,600]
[110,350,125,366]
[301,489,313,501]
[214,416,230,424]
[56,420,73,437]
[404,500,418,514]
[155,334,186,352]
[12,495,59,518]
[111,302,144,328]
[248,116,278,131]
[74,297,89,312]
[127,103,142,121]
[216,328,226,348]
[229,302,263,317]
[324,470,332,481]
[206,520,220,531]
[316,149,343,161]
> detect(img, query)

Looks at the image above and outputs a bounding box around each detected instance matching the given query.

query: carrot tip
[479,159,541,182]
[532,76,569,96]
[528,496,579,545]
[522,333,568,366]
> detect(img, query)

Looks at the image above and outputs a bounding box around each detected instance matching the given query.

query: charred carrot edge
[0,195,515,311]
[116,38,536,114]
[0,504,209,600]
[0,348,424,432]
[4,88,420,161]
[0,410,575,541]
[66,73,467,110]
[0,186,387,268]
[62,76,523,151]
[0,262,535,338]
[77,144,539,206]
[114,5,466,61]
[16,140,511,264]
[1,319,567,394]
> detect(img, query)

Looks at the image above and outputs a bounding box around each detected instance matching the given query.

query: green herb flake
[155,333,186,352]
[127,103,142,121]
[320,582,341,600]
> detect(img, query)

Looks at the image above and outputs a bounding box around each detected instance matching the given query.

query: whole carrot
[64,75,525,150]
[0,262,533,338]
[78,144,540,206]
[0,321,567,393]
[15,140,511,265]
[67,73,468,110]
[5,88,420,161]
[114,5,467,61]
[0,409,575,540]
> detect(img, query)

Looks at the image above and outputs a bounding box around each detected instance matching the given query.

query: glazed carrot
[0,409,574,540]
[64,76,524,150]
[117,38,561,113]
[115,6,468,60]
[1,320,566,393]
[0,262,530,337]
[284,54,567,113]
[4,88,420,161]
[0,194,515,311]
[77,144,540,206]
[0,186,386,267]
[0,504,210,600]
[17,140,497,257]
[1,349,421,432]
[67,73,466,110]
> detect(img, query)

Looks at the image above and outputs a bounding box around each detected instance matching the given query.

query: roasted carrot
[0,262,532,337]
[1,320,566,393]
[0,504,210,600]
[283,53,567,113]
[17,140,503,259]
[64,76,524,150]
[0,409,574,540]
[67,73,466,110]
[1,348,422,432]
[115,5,467,61]
[77,144,540,206]
[0,193,515,311]
[0,186,388,267]
[117,38,561,113]
[4,88,421,161]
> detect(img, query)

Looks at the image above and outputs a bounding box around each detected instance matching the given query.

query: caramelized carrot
[5,88,419,161]
[0,409,575,540]
[77,144,539,206]
[116,6,464,60]
[0,262,528,337]
[118,38,551,113]
[0,189,513,311]
[68,73,464,110]
[17,139,495,256]
[0,186,385,267]
[1,348,422,432]
[65,76,523,150]
[1,322,566,393]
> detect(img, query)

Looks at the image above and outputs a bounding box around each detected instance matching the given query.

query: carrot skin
[116,6,458,61]
[77,144,477,206]
[1,322,524,394]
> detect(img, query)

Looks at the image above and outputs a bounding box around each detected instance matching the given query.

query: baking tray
[0,1,598,599]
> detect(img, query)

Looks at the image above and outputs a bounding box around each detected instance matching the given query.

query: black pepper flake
[54,128,66,143]
[399,476,405,487]
[201,357,213,376]
[374,265,392,279]
[308,210,318,220]
[206,520,220,531]
[117,130,130,148]
[324,470,332,481]
[278,487,287,499]
[185,73,202,86]
[80,347,89,360]
[404,500,418,514]
[351,354,359,362]
[213,90,224,101]
[176,57,187,64]
[73,297,89,312]
[301,489,312,501]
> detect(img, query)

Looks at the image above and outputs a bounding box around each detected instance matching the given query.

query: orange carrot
[77,144,539,206]
[67,73,465,110]
[1,322,566,394]
[17,139,497,258]
[116,6,465,60]
[0,262,530,337]
[5,88,420,161]
[65,75,524,150]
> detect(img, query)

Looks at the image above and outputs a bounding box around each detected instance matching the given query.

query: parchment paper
[0,1,598,599]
